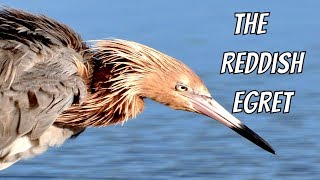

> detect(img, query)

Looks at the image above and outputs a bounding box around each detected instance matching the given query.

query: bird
[0,8,275,170]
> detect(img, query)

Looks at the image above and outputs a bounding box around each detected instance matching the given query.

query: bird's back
[0,8,88,170]
[0,8,86,52]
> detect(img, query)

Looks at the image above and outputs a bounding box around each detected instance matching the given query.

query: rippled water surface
[1,1,319,179]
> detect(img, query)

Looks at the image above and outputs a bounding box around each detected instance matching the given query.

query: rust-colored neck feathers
[57,39,201,127]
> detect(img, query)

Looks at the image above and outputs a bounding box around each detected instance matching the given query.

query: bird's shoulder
[0,8,90,150]
[0,7,91,87]
[0,42,88,151]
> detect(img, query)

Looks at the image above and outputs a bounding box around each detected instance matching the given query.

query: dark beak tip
[256,142,276,155]
[267,147,276,155]
[230,124,276,155]
[269,147,277,155]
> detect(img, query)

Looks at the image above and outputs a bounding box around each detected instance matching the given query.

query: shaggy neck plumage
[56,39,198,127]
[56,56,145,127]
[56,87,144,127]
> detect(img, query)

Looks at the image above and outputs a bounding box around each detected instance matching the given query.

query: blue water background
[0,1,319,179]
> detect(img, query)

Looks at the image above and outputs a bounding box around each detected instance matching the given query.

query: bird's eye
[175,84,189,92]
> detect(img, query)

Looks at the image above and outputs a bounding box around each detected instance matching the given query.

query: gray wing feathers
[0,76,85,150]
[0,45,86,150]
[0,8,87,151]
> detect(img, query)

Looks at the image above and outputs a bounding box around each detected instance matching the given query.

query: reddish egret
[0,8,275,170]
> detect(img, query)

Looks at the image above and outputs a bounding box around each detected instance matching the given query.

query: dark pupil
[181,86,187,90]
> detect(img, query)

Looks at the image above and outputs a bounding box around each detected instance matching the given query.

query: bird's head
[91,39,275,154]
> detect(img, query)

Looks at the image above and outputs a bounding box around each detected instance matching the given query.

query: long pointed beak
[184,94,276,154]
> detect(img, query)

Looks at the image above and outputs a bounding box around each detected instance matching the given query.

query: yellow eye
[175,84,189,92]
